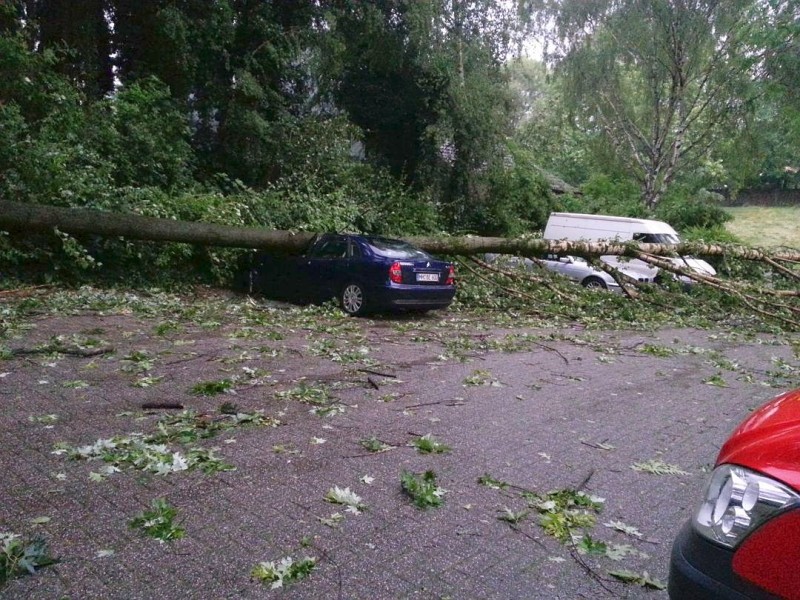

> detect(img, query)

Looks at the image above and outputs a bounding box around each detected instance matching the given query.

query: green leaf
[632,459,689,476]
[129,498,185,543]
[324,486,365,513]
[252,556,316,589]
[608,569,666,590]
[411,433,451,454]
[401,470,446,509]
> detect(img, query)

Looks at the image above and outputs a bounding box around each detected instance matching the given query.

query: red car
[669,388,800,599]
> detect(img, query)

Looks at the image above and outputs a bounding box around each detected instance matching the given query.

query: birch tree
[542,0,760,210]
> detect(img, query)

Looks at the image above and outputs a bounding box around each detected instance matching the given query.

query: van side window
[634,233,680,244]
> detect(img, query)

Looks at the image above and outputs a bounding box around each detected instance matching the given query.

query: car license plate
[416,273,439,282]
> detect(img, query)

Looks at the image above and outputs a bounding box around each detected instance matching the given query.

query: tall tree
[324,1,445,185]
[325,0,519,230]
[540,0,760,210]
[35,0,114,99]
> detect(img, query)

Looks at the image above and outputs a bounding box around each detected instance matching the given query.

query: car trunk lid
[392,260,451,285]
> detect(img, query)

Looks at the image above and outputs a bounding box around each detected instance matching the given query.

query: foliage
[631,459,689,476]
[129,498,185,543]
[1,1,798,301]
[190,379,234,396]
[543,0,762,210]
[608,569,666,590]
[567,175,645,218]
[680,226,741,245]
[655,190,732,231]
[527,488,605,543]
[473,144,555,235]
[401,470,446,509]
[324,487,366,514]
[511,59,593,186]
[251,556,316,589]
[359,437,394,453]
[94,78,195,190]
[411,434,451,454]
[0,533,57,588]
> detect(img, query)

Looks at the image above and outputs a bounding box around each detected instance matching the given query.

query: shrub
[656,189,731,230]
[569,175,646,217]
[680,225,740,244]
[461,145,554,236]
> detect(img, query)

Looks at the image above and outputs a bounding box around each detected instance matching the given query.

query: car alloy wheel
[582,277,607,290]
[341,283,365,315]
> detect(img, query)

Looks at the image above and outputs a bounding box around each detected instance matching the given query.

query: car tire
[581,276,607,290]
[340,282,367,316]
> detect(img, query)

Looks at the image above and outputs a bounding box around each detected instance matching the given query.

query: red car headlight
[694,464,800,549]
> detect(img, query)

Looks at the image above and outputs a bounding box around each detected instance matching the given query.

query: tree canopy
[0,0,798,284]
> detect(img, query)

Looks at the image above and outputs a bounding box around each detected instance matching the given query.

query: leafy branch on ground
[0,533,57,588]
[190,378,235,396]
[276,383,334,406]
[56,410,279,477]
[525,488,605,544]
[498,507,529,524]
[324,486,366,514]
[462,369,503,387]
[129,499,185,543]
[480,474,653,568]
[359,436,394,453]
[608,569,666,590]
[251,556,316,589]
[401,470,446,509]
[411,433,451,454]
[631,459,689,476]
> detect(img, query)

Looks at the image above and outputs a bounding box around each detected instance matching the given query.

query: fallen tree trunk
[0,200,316,252]
[2,200,799,263]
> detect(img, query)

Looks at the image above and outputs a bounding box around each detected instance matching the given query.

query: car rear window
[367,238,430,260]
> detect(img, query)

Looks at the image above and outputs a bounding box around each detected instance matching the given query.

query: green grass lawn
[724,206,800,249]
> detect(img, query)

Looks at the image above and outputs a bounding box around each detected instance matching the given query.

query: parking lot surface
[1,291,797,599]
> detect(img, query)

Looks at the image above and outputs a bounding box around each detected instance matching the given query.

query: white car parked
[485,253,656,292]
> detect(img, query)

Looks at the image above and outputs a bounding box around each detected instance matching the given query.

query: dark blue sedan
[244,234,456,316]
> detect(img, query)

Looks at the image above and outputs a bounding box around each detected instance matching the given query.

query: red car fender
[717,389,800,492]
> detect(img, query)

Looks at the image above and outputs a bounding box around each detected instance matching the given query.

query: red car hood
[717,388,800,492]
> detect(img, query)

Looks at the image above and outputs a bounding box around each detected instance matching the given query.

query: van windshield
[633,233,680,244]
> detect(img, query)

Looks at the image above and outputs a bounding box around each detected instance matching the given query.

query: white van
[543,212,716,278]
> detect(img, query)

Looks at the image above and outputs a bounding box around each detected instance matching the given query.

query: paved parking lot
[1,293,797,599]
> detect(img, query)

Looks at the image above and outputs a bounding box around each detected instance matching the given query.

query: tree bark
[1,200,800,264]
[0,200,315,252]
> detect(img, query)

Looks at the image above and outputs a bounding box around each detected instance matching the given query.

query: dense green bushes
[555,175,733,241]
[0,6,756,290]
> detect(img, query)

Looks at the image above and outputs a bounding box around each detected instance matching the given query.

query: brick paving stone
[1,302,798,599]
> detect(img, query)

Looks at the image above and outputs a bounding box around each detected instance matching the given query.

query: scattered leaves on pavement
[252,556,316,589]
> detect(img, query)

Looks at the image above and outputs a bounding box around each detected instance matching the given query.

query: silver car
[485,253,655,292]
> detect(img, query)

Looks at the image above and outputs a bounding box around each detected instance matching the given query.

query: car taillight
[389,261,403,284]
[446,265,455,285]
